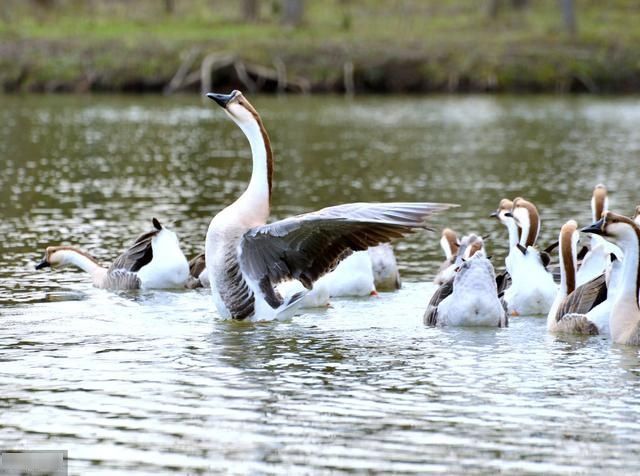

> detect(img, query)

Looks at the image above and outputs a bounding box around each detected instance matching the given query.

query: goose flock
[35,90,640,346]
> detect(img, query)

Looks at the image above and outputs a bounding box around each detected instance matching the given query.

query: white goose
[576,184,622,286]
[424,236,507,327]
[502,197,557,315]
[546,220,603,335]
[582,212,640,345]
[36,218,190,290]
[204,90,454,321]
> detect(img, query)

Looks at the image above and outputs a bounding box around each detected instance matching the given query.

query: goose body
[36,219,190,290]
[204,90,454,321]
[425,246,507,328]
[315,250,376,297]
[276,279,331,308]
[500,198,557,316]
[547,220,601,335]
[583,212,640,345]
[579,257,623,335]
[368,244,401,291]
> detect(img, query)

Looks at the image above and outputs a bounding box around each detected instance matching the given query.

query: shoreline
[2,39,639,95]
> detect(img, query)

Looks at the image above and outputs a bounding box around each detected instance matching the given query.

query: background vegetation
[1,0,639,93]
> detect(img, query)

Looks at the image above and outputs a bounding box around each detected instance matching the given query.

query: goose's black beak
[206,91,238,108]
[581,218,606,236]
[35,259,50,270]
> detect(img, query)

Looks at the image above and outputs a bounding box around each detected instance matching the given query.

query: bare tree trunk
[164,0,175,14]
[559,0,577,35]
[242,0,259,22]
[282,0,304,27]
[511,0,528,9]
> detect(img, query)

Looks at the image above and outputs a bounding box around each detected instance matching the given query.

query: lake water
[2,94,640,474]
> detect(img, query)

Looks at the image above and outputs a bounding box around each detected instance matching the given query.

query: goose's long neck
[616,230,640,308]
[237,118,272,219]
[62,249,105,277]
[559,231,576,297]
[506,219,519,250]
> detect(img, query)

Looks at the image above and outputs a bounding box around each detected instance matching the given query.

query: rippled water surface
[2,94,640,474]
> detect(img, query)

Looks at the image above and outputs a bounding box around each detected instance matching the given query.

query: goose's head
[490,198,514,224]
[35,246,96,270]
[207,90,261,130]
[582,211,640,243]
[591,183,608,222]
[507,197,540,248]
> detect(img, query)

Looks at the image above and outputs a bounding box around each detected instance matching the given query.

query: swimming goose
[368,244,402,291]
[576,184,622,286]
[36,218,190,290]
[278,250,376,309]
[582,212,640,345]
[424,237,507,327]
[204,90,455,321]
[315,250,376,297]
[546,220,602,335]
[502,197,557,315]
[434,228,460,284]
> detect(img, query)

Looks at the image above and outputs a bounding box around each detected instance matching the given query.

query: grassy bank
[1,0,639,94]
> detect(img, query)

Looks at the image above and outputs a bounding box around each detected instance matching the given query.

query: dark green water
[1,94,640,474]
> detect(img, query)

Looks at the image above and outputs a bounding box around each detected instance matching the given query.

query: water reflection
[1,95,640,473]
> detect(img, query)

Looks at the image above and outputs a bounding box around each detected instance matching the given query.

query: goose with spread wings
[36,218,191,290]
[204,90,455,321]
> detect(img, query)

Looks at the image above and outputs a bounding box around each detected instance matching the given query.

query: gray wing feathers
[424,278,454,326]
[556,273,607,322]
[109,228,160,273]
[241,202,454,289]
[102,269,141,290]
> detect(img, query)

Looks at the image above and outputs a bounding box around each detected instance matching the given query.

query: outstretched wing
[556,273,607,321]
[109,222,162,273]
[239,202,455,288]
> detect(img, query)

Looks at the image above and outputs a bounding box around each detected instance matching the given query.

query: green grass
[1,0,639,93]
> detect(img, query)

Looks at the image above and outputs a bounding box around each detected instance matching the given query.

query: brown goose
[546,220,602,335]
[204,90,456,321]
